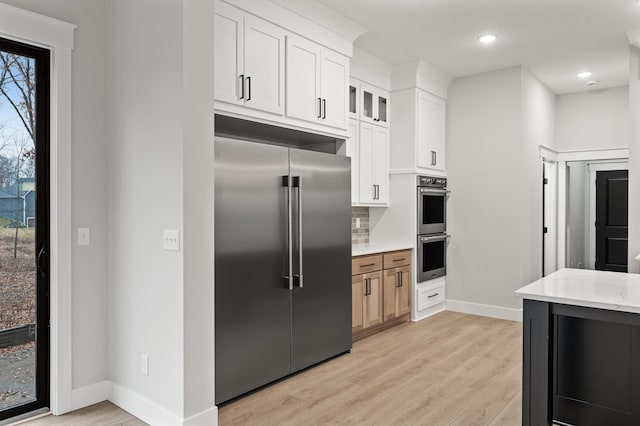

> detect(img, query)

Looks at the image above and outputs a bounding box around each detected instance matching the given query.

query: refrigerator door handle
[283,175,293,290]
[293,176,303,288]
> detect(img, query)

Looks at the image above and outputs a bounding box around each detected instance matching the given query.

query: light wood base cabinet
[384,265,411,322]
[352,249,411,341]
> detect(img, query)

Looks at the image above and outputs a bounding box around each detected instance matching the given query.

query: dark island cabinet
[523,299,640,426]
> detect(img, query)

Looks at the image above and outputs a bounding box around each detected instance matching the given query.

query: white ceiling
[314,0,640,94]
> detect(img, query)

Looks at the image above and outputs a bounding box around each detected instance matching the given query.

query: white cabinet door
[359,123,375,204]
[360,82,389,128]
[320,49,349,129]
[359,122,389,206]
[371,125,389,205]
[417,90,446,171]
[214,4,244,106]
[348,119,359,204]
[286,35,321,122]
[243,15,286,115]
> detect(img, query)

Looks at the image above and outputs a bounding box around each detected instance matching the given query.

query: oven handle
[419,234,451,243]
[419,188,450,194]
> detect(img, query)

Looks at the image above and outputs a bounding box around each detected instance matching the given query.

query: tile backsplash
[352,207,370,245]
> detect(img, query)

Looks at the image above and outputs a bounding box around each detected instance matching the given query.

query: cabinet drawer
[417,284,445,311]
[352,254,383,275]
[383,250,411,269]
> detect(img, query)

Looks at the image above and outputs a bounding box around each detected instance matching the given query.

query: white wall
[556,86,629,152]
[629,47,640,272]
[351,47,392,91]
[107,1,216,422]
[521,69,556,282]
[107,0,184,416]
[447,67,524,311]
[447,67,554,315]
[0,0,109,391]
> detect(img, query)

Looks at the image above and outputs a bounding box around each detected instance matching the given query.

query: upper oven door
[417,187,446,235]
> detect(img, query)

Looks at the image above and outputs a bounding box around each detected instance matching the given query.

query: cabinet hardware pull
[364,278,370,296]
[323,99,327,119]
[361,262,376,267]
[317,98,322,119]
[393,258,406,262]
[431,150,436,166]
[239,75,245,99]
[428,293,439,299]
[396,271,402,287]
[246,76,251,101]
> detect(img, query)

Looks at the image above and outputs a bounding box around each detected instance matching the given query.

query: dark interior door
[595,170,628,272]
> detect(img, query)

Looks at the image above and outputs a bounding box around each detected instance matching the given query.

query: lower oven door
[418,234,449,283]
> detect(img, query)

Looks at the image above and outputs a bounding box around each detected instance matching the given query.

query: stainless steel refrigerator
[215,136,352,404]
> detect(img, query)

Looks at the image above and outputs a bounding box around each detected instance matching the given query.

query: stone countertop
[352,242,414,257]
[515,268,640,314]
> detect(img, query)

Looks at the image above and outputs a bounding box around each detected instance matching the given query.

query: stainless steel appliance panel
[417,234,448,282]
[215,137,292,404]
[417,176,448,235]
[289,149,352,372]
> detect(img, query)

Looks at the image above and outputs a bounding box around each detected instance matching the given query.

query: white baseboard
[109,382,184,425]
[446,299,523,322]
[71,380,109,411]
[109,382,218,426]
[183,406,219,426]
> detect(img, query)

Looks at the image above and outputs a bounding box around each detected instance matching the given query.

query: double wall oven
[417,176,449,282]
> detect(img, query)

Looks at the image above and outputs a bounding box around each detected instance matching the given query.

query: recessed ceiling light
[477,34,498,44]
[577,71,593,79]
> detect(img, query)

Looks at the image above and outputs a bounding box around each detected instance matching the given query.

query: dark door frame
[0,36,50,421]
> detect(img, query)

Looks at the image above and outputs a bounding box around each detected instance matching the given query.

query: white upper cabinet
[348,119,359,205]
[243,16,286,115]
[390,88,447,174]
[319,49,349,129]
[416,91,446,171]
[359,82,389,128]
[286,34,349,130]
[214,5,244,106]
[358,122,389,206]
[285,35,321,123]
[215,3,286,116]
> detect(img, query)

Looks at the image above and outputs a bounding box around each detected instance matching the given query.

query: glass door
[0,37,50,420]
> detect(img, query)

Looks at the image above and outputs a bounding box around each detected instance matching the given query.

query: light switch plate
[77,227,90,246]
[163,229,180,251]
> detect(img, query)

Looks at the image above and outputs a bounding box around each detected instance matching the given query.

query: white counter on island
[515,267,640,314]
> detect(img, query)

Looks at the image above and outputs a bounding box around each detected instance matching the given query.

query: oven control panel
[417,175,447,188]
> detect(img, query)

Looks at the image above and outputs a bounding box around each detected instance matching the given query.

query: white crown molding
[0,2,76,48]
[391,60,453,100]
[270,0,366,43]
[221,0,363,57]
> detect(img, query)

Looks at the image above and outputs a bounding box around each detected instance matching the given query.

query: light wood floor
[219,311,523,425]
[13,401,145,425]
[14,311,522,426]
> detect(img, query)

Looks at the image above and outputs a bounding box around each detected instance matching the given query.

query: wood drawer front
[352,254,383,275]
[417,284,445,311]
[383,250,411,269]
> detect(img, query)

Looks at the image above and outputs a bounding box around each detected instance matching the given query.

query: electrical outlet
[77,227,90,246]
[141,354,149,376]
[163,229,180,251]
